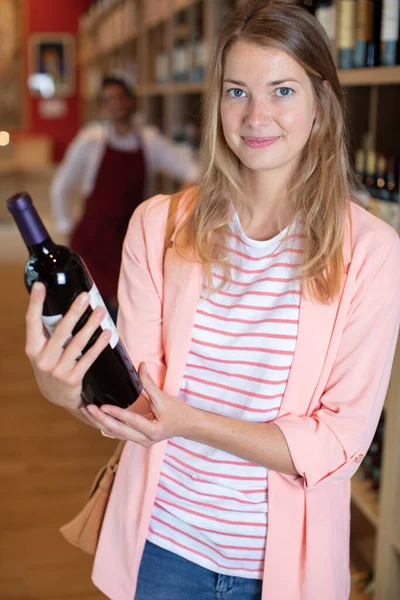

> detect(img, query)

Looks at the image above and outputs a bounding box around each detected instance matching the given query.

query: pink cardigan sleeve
[116,196,168,389]
[275,236,400,490]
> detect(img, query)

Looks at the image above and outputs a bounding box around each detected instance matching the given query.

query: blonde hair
[176,0,356,303]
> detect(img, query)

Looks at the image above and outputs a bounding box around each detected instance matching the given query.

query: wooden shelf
[351,478,379,528]
[80,36,137,68]
[339,66,400,87]
[136,82,206,96]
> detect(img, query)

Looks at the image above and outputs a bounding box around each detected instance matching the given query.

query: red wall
[25,0,94,161]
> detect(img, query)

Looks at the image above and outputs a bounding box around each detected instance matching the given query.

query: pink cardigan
[92,192,400,600]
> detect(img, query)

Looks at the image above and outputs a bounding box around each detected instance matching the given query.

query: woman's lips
[242,136,280,149]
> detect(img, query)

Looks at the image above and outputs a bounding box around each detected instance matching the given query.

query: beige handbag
[60,441,124,554]
[59,193,181,554]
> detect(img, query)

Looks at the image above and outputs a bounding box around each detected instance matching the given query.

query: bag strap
[163,192,180,262]
[107,440,125,470]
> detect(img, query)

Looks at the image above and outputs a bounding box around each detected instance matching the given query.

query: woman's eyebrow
[223,77,301,87]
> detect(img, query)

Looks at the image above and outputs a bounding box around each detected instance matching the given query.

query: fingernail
[32,282,43,295]
[79,293,89,305]
[95,306,106,320]
[102,329,112,341]
[86,404,96,415]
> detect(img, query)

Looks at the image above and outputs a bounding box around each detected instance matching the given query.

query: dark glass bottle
[376,154,391,200]
[7,192,142,409]
[380,0,400,65]
[365,149,378,196]
[338,0,357,69]
[354,0,382,67]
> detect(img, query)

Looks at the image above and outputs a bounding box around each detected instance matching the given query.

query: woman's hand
[25,282,111,412]
[81,363,197,445]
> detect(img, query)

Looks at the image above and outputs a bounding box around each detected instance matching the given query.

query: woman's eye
[275,87,293,98]
[228,88,246,98]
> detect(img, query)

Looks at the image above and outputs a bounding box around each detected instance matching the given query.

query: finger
[71,329,112,381]
[86,404,152,444]
[57,306,107,372]
[80,405,116,437]
[100,404,157,438]
[25,282,48,357]
[138,363,161,402]
[50,292,91,355]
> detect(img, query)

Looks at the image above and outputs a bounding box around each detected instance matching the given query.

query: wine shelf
[339,66,400,87]
[77,2,400,597]
[351,478,379,529]
[136,82,206,96]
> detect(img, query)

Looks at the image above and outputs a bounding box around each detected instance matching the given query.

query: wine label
[338,0,356,49]
[42,283,119,350]
[42,313,64,337]
[42,314,80,356]
[88,283,119,349]
[381,0,400,42]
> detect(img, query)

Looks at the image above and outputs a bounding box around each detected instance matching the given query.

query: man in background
[51,76,200,320]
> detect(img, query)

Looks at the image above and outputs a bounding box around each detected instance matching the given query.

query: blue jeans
[134,541,263,600]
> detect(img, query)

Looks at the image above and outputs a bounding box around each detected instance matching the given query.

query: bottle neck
[7,193,52,250]
[28,236,58,258]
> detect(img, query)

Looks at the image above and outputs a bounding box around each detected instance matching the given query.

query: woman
[25,2,400,599]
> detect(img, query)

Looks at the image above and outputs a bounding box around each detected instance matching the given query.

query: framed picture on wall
[28,33,76,98]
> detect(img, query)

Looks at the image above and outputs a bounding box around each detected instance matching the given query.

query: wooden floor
[0,261,110,599]
[0,258,369,600]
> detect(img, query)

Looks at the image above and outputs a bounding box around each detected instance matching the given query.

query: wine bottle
[315,0,337,56]
[365,148,378,195]
[7,192,142,409]
[381,0,400,65]
[354,0,382,67]
[302,0,316,14]
[173,15,189,82]
[191,5,206,82]
[376,154,390,200]
[354,0,374,67]
[338,0,357,69]
[355,148,367,184]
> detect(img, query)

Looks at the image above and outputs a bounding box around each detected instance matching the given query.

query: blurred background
[1,1,400,599]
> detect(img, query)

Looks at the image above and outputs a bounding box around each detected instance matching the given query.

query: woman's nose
[244,99,273,128]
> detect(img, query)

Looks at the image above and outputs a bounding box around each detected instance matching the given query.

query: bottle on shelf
[156,29,169,85]
[380,0,400,65]
[354,0,382,67]
[365,148,378,195]
[338,0,357,69]
[7,192,143,409]
[173,13,190,82]
[302,0,316,14]
[386,156,399,200]
[191,6,206,82]
[355,147,367,185]
[315,0,337,56]
[156,50,169,85]
[375,154,390,200]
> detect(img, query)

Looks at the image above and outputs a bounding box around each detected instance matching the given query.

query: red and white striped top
[148,213,303,578]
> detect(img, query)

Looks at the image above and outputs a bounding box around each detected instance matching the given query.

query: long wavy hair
[175,0,356,303]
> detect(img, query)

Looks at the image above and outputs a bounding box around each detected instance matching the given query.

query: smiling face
[220,41,317,179]
[101,83,135,124]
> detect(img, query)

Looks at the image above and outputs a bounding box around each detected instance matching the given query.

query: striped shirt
[148,212,303,578]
